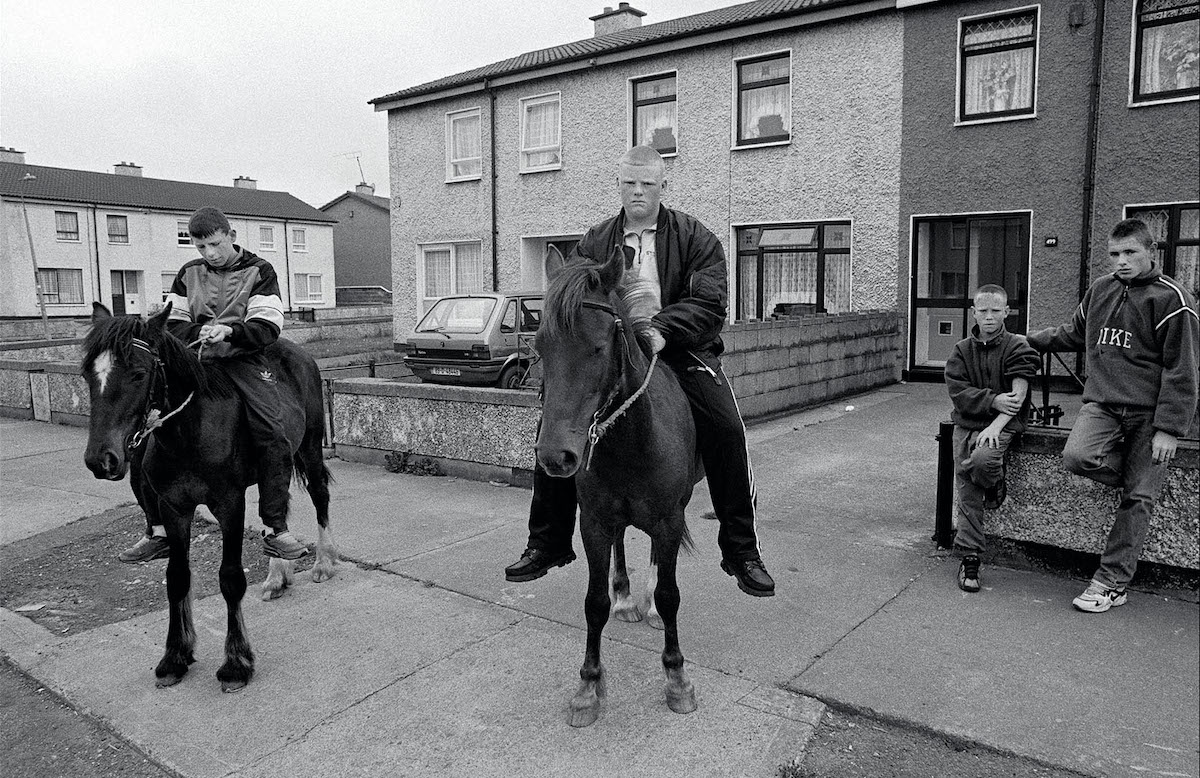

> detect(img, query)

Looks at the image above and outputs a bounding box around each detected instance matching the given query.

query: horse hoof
[568,700,601,728]
[612,604,642,623]
[221,680,247,694]
[155,674,183,688]
[647,612,664,630]
[311,564,335,583]
[666,684,697,714]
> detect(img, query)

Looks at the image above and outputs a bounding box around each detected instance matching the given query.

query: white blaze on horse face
[93,350,114,394]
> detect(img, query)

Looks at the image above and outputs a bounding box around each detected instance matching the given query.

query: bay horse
[82,302,337,692]
[535,247,698,728]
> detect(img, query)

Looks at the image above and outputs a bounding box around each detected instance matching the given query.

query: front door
[110,270,142,316]
[909,213,1030,376]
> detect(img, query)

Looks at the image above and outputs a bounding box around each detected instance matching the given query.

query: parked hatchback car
[403,291,543,389]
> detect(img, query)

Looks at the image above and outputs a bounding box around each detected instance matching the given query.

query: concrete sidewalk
[1,383,1196,777]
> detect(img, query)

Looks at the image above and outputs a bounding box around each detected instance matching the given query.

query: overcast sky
[1,0,734,207]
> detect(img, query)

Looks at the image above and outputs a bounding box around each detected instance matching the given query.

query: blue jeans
[952,426,1013,554]
[1062,402,1167,589]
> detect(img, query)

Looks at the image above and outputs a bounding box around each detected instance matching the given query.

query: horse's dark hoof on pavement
[155,674,184,688]
[221,680,248,693]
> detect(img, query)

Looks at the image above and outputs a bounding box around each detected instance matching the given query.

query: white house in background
[0,148,337,320]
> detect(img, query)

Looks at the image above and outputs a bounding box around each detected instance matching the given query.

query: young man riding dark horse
[118,206,307,563]
[505,145,776,597]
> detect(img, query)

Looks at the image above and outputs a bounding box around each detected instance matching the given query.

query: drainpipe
[91,204,102,303]
[283,219,293,312]
[1076,1,1106,376]
[486,79,499,292]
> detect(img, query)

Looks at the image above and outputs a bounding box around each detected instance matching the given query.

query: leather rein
[126,337,196,449]
[582,300,658,470]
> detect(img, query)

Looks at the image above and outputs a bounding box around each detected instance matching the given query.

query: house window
[36,268,85,305]
[446,108,483,181]
[177,220,191,246]
[958,8,1039,122]
[1132,0,1200,104]
[259,226,275,251]
[422,242,484,303]
[55,211,80,241]
[1127,202,1200,298]
[632,73,678,154]
[734,222,851,320]
[293,273,324,303]
[291,228,307,251]
[161,272,176,301]
[106,215,129,244]
[735,53,790,146]
[519,93,562,172]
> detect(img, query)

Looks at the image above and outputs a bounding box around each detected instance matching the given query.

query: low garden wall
[987,428,1198,571]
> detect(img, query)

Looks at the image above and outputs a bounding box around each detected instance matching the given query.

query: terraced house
[0,150,336,321]
[372,0,1198,381]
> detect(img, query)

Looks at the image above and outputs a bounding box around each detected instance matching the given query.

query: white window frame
[37,268,85,305]
[954,5,1041,126]
[259,225,276,252]
[55,211,81,242]
[519,92,563,173]
[418,241,485,306]
[106,214,129,244]
[732,50,792,150]
[629,70,679,157]
[1128,0,1200,107]
[446,107,483,182]
[291,227,307,252]
[293,273,324,303]
[177,220,191,246]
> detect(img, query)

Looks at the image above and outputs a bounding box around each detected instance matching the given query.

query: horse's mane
[542,260,606,339]
[82,316,234,399]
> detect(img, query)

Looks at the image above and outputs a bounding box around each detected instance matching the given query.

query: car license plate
[431,367,461,376]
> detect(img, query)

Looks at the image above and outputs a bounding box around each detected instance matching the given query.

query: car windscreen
[414,297,498,334]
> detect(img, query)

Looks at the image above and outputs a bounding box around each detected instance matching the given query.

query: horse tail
[292,456,334,489]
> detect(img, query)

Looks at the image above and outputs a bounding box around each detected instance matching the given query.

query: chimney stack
[114,161,143,176]
[234,175,257,189]
[591,2,645,37]
[355,182,376,196]
[0,147,27,164]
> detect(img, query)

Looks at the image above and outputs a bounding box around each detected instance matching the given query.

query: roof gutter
[371,0,893,112]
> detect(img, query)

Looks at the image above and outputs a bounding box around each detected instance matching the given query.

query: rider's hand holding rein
[199,323,233,344]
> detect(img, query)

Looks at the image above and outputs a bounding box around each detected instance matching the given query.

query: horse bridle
[126,337,195,449]
[580,300,659,470]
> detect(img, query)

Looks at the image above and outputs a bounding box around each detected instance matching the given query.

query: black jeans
[526,351,761,562]
[221,353,293,530]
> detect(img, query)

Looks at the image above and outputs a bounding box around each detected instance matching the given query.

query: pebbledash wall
[386,11,904,339]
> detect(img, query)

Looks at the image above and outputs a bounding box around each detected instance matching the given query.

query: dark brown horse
[534,249,698,728]
[82,302,337,692]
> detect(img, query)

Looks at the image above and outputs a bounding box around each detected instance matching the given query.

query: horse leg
[212,490,255,692]
[610,527,642,623]
[299,444,338,583]
[654,534,696,715]
[645,561,663,630]
[154,507,196,688]
[569,521,612,728]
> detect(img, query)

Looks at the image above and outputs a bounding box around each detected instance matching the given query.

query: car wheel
[497,364,523,390]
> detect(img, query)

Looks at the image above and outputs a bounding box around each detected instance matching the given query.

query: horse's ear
[544,244,567,283]
[598,245,630,292]
[92,301,112,323]
[147,301,172,334]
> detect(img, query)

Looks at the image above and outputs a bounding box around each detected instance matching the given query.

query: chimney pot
[0,147,27,164]
[114,161,143,176]
[234,175,257,189]
[355,182,376,196]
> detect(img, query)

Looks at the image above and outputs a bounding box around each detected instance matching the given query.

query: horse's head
[81,302,173,480]
[534,245,633,478]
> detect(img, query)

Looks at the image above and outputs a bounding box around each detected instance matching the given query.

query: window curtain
[454,244,483,293]
[55,212,79,239]
[964,48,1035,114]
[451,114,481,177]
[1141,20,1200,94]
[737,256,757,319]
[636,101,677,150]
[425,249,451,298]
[824,254,852,313]
[740,84,788,139]
[523,100,560,167]
[764,251,817,313]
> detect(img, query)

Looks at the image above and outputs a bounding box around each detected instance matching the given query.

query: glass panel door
[911,214,1030,370]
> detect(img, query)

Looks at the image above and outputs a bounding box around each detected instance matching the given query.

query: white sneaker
[1072,581,1127,613]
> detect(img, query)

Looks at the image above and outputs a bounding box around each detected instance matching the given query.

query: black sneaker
[118,534,170,563]
[983,479,1007,510]
[505,547,576,582]
[958,554,981,592]
[720,557,776,597]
